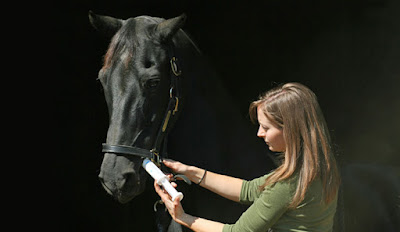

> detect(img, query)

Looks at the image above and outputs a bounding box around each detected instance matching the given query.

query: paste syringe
[142,158,184,202]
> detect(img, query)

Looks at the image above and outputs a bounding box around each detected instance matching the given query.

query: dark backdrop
[51,0,399,231]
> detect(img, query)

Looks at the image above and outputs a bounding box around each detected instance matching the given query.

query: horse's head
[89,11,186,203]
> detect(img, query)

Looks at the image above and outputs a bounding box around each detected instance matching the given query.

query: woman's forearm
[187,166,243,202]
[176,213,225,232]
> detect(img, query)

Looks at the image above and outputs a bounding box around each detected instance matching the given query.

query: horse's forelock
[134,15,164,24]
[100,15,190,72]
[101,17,162,71]
[101,21,136,71]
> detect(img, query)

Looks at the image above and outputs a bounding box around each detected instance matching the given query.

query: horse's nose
[98,174,114,196]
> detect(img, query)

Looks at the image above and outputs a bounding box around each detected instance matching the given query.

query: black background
[50,0,399,231]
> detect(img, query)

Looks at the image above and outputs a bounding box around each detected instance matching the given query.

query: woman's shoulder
[273,171,323,193]
[255,172,299,208]
[262,171,299,193]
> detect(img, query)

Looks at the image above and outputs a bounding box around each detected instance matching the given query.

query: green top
[222,172,337,232]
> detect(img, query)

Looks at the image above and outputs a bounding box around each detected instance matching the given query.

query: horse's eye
[144,78,160,89]
[144,60,153,69]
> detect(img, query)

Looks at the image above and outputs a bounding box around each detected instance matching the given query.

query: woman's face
[256,106,286,152]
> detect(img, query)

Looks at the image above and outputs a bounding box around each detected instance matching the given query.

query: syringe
[142,158,184,202]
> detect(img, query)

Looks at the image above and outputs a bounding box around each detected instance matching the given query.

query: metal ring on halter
[172,97,179,115]
[153,200,166,212]
[169,88,179,115]
[170,57,182,76]
[150,149,162,166]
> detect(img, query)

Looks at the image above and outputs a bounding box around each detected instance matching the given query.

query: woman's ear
[88,10,123,38]
[155,14,187,42]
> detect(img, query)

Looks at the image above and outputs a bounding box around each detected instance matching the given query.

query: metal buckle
[172,97,179,115]
[169,88,179,115]
[170,57,182,76]
[150,149,161,166]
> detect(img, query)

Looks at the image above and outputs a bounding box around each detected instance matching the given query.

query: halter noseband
[102,45,182,166]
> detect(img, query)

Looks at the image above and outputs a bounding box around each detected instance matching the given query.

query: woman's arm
[175,213,225,232]
[163,159,243,202]
[155,163,293,232]
[154,179,225,232]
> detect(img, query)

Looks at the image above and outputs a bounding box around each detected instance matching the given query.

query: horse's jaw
[98,154,147,203]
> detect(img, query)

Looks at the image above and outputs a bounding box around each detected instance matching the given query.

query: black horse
[89,12,275,231]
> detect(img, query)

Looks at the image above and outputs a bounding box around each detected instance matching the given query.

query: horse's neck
[168,39,274,178]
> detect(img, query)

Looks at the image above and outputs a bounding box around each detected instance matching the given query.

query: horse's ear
[156,14,187,42]
[88,10,123,38]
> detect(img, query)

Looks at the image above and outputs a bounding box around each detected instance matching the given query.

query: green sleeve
[239,174,269,205]
[223,179,294,232]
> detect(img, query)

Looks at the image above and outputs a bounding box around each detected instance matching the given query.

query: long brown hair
[249,82,340,208]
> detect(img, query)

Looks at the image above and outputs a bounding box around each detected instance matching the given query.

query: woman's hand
[154,177,186,222]
[154,162,228,232]
[162,159,190,175]
[163,159,208,186]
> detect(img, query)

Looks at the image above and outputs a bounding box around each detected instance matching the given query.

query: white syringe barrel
[142,158,184,202]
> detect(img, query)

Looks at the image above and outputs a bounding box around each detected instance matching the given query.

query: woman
[154,82,341,232]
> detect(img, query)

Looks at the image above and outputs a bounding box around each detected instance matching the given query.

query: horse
[89,11,275,231]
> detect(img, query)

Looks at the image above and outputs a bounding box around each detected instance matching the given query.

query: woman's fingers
[154,180,179,201]
[153,179,185,221]
[166,173,174,181]
[162,158,174,164]
[154,180,162,194]
[163,159,189,175]
[154,180,168,198]
[162,159,176,169]
[173,195,180,206]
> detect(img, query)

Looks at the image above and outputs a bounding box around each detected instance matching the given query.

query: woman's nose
[257,126,264,138]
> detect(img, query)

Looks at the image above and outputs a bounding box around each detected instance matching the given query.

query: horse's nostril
[98,177,114,196]
[122,171,137,185]
[98,174,104,185]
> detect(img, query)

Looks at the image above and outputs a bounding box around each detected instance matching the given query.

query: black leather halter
[102,45,182,166]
